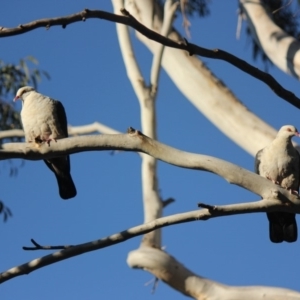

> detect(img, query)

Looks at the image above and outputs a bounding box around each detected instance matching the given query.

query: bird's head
[277,125,300,139]
[14,86,35,102]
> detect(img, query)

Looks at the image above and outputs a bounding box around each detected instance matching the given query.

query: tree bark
[240,0,300,79]
[123,0,277,157]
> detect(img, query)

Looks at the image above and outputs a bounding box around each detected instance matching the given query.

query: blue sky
[1,1,300,299]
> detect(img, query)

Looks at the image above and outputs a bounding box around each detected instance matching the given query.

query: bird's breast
[259,146,299,189]
[21,98,64,143]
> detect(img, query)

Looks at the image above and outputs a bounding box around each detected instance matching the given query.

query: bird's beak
[295,132,300,137]
[13,96,19,102]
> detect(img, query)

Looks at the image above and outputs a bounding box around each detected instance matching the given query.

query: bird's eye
[287,128,292,132]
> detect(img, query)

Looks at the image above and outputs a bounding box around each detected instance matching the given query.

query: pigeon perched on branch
[14,86,77,200]
[255,125,299,243]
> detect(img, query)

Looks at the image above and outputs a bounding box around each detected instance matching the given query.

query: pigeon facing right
[14,86,77,200]
[255,125,300,243]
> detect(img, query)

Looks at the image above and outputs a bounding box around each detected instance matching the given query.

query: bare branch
[198,202,216,210]
[113,0,162,248]
[162,197,175,208]
[1,128,298,296]
[150,0,178,91]
[113,0,177,249]
[0,129,24,140]
[1,128,299,206]
[67,122,120,135]
[0,8,299,108]
[23,239,73,251]
[0,9,124,38]
[127,247,300,299]
[1,198,298,286]
[0,124,125,163]
[0,122,120,141]
[240,0,300,79]
[127,2,277,157]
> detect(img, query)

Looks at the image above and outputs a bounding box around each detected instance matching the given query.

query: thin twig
[22,239,74,251]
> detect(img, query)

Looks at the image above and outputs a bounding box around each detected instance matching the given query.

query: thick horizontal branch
[1,8,299,108]
[0,197,295,284]
[1,128,299,207]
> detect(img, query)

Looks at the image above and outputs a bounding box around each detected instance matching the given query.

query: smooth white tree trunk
[122,0,278,157]
[240,0,300,79]
[111,0,300,298]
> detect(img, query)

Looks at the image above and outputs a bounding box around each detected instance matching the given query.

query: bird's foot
[45,138,57,147]
[288,189,299,195]
[30,137,44,148]
[266,176,280,185]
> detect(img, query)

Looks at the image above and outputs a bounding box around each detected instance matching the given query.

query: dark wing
[44,98,76,199]
[254,149,263,175]
[53,100,68,137]
[296,149,300,193]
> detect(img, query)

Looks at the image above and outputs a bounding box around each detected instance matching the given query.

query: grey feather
[15,86,77,200]
[255,125,299,243]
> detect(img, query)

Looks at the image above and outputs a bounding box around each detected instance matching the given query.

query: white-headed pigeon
[255,125,299,243]
[14,86,77,200]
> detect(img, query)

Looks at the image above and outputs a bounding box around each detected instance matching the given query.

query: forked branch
[0,197,296,284]
[1,128,299,206]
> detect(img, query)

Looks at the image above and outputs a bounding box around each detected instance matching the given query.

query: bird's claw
[266,176,280,185]
[45,138,57,147]
[288,189,299,195]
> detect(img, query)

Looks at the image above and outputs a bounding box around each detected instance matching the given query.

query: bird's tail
[56,173,77,200]
[267,212,297,243]
[44,157,77,200]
